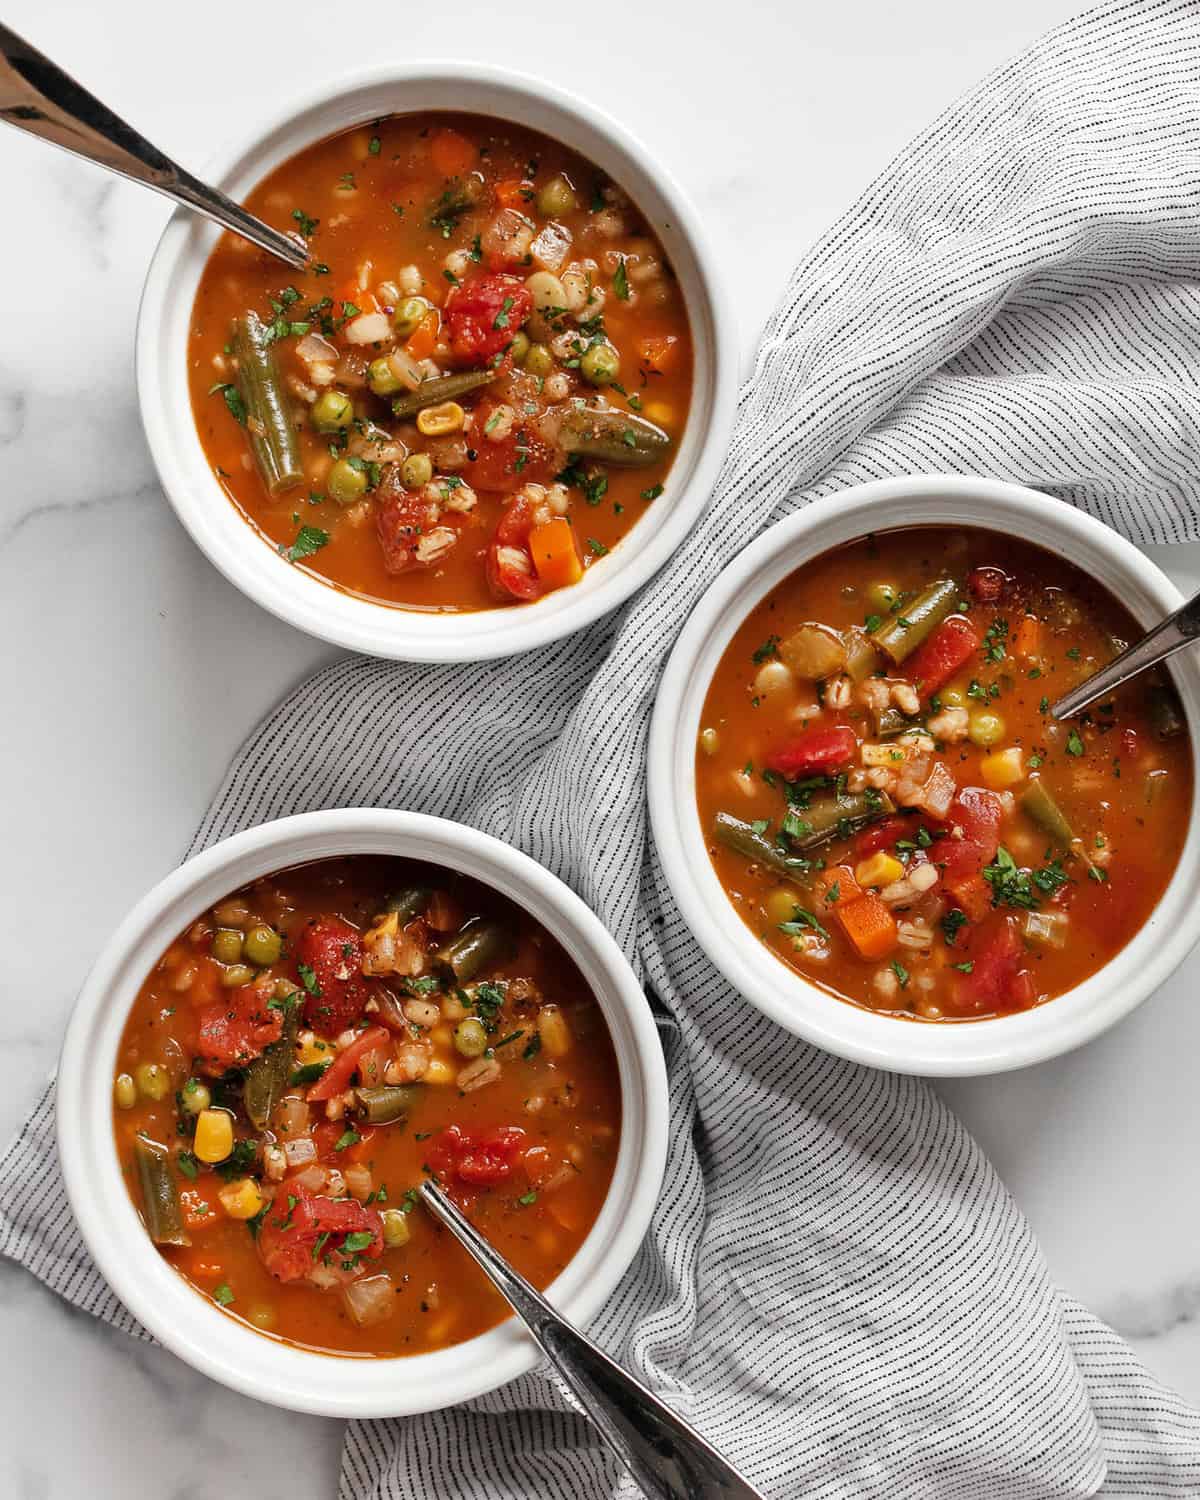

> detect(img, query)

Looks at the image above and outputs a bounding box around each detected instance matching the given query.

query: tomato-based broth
[112,858,621,1357]
[188,112,693,612]
[696,528,1192,1021]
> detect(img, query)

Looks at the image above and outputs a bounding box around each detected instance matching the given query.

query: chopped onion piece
[343,312,393,345]
[342,1273,396,1327]
[283,1135,318,1167]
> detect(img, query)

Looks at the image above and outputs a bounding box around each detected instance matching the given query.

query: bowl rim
[135,60,737,662]
[56,809,668,1415]
[647,474,1200,1076]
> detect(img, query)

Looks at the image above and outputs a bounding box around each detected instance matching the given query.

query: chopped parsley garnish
[297,963,322,997]
[368,135,381,155]
[1065,730,1085,756]
[752,635,781,664]
[941,909,968,947]
[640,483,664,501]
[890,959,910,989]
[291,208,318,237]
[213,1284,235,1306]
[216,1139,258,1181]
[587,538,609,556]
[279,526,330,564]
[982,617,1009,663]
[290,1060,331,1085]
[522,1032,543,1062]
[518,1191,538,1206]
[492,296,515,331]
[342,1231,374,1254]
[209,382,247,425]
[471,979,508,1033]
[334,1129,361,1152]
[952,961,974,974]
[1088,866,1109,883]
[177,1151,199,1181]
[779,907,829,940]
[613,258,630,301]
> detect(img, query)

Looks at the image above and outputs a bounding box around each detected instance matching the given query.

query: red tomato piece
[443,274,532,363]
[375,478,442,576]
[461,401,558,493]
[906,616,980,698]
[966,567,1006,603]
[194,981,283,1076]
[766,726,857,780]
[257,1184,384,1284]
[296,917,371,1034]
[427,1125,527,1187]
[307,1026,390,1102]
[938,788,1003,915]
[950,916,1036,1016]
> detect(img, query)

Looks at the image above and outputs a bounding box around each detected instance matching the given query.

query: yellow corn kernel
[537,1004,572,1059]
[429,1023,454,1049]
[765,886,801,927]
[854,852,905,889]
[980,746,1025,789]
[424,1058,455,1085]
[218,1178,264,1220]
[416,400,465,437]
[194,1108,235,1164]
[297,1037,332,1068]
[642,400,674,427]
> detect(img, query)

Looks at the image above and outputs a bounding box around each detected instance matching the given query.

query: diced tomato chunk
[194,981,283,1076]
[486,543,540,601]
[765,726,857,780]
[375,474,443,575]
[949,916,1036,1016]
[427,1125,527,1187]
[443,274,532,362]
[257,1184,384,1284]
[461,400,557,492]
[296,917,370,1034]
[853,815,916,859]
[938,787,1003,916]
[906,616,979,698]
[307,1025,390,1102]
[966,567,1006,603]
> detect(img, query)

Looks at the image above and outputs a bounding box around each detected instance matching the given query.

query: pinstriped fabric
[7,1,1200,1494]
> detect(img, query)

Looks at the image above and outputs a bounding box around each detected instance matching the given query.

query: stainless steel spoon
[0,21,307,270]
[418,1180,767,1500]
[1051,589,1200,719]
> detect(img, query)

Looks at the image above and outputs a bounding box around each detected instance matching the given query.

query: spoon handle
[0,22,308,270]
[1051,588,1200,719]
[418,1181,765,1500]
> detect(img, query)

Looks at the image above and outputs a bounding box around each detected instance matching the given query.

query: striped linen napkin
[7,2,1200,1494]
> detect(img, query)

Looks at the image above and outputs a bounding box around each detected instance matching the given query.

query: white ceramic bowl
[648,475,1200,1076]
[136,63,736,661]
[57,809,667,1415]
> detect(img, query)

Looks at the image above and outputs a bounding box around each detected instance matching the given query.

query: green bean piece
[242,1008,299,1130]
[134,1134,190,1247]
[1020,779,1074,846]
[437,920,513,983]
[558,407,671,467]
[870,579,959,663]
[1148,681,1186,740]
[231,312,304,494]
[843,627,880,683]
[788,789,897,850]
[391,369,496,419]
[355,1085,417,1125]
[385,887,432,921]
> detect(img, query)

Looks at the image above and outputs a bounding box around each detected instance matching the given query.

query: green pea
[310,390,354,433]
[866,581,899,613]
[537,175,577,218]
[113,1073,137,1111]
[508,330,531,365]
[221,963,255,988]
[938,686,967,710]
[968,710,1006,747]
[453,1018,488,1058]
[524,343,553,378]
[180,1078,212,1115]
[243,923,282,967]
[367,356,404,397]
[580,342,620,387]
[328,458,369,505]
[392,297,428,337]
[211,928,243,964]
[401,453,433,489]
[134,1063,170,1102]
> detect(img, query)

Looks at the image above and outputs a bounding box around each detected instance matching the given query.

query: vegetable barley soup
[189,113,692,611]
[696,528,1193,1021]
[113,858,621,1356]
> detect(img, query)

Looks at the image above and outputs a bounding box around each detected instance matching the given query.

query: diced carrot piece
[529,518,583,591]
[430,127,476,178]
[1013,616,1041,658]
[836,893,898,960]
[813,866,862,909]
[495,177,534,210]
[405,309,440,360]
[638,335,680,373]
[945,872,991,922]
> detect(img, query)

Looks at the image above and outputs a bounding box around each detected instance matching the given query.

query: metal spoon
[1051,589,1200,719]
[418,1180,766,1500]
[0,21,307,270]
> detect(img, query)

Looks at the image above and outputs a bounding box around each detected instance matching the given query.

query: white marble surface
[3,0,1198,1493]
